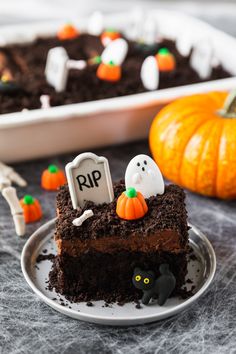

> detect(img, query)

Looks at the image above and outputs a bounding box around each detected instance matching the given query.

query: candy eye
[144,278,150,284]
[144,160,147,165]
[135,275,141,281]
[137,163,140,167]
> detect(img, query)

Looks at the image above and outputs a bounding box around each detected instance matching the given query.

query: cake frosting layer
[56,229,183,256]
[55,181,189,251]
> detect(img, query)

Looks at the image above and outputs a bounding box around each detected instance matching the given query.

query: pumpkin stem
[125,187,137,198]
[23,195,34,205]
[158,48,170,56]
[220,90,236,118]
[48,164,59,173]
[92,56,102,64]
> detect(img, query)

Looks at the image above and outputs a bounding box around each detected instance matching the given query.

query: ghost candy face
[125,154,164,198]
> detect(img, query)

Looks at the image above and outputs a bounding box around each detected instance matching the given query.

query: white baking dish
[1,9,236,163]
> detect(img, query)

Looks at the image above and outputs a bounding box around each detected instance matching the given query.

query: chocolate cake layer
[49,250,188,303]
[55,182,189,251]
[0,34,230,115]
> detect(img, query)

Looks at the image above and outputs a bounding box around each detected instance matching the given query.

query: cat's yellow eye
[144,278,150,284]
[135,275,141,282]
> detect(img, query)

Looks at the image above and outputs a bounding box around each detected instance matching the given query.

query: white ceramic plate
[21,219,216,326]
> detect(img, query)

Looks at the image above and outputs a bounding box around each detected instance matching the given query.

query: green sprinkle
[93,56,102,64]
[109,60,115,66]
[48,164,59,173]
[106,28,116,33]
[125,187,137,198]
[158,48,170,55]
[23,195,34,205]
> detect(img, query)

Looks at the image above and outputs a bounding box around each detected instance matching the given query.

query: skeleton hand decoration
[0,162,27,236]
[0,162,27,187]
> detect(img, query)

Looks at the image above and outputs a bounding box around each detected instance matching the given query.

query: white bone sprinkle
[72,210,94,227]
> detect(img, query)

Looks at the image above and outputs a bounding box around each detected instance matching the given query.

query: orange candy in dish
[155,48,176,72]
[57,24,79,40]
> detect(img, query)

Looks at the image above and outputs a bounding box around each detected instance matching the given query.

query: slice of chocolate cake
[49,171,189,304]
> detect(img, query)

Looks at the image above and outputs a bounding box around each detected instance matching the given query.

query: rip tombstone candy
[45,47,87,92]
[65,152,114,209]
[45,47,69,92]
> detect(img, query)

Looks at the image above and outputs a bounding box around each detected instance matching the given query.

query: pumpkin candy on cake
[57,24,79,40]
[116,187,148,220]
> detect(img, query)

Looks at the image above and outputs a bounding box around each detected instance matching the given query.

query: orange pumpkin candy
[149,91,236,199]
[155,48,176,72]
[57,24,79,40]
[41,165,67,191]
[116,187,148,220]
[101,29,121,46]
[96,61,121,82]
[20,195,42,223]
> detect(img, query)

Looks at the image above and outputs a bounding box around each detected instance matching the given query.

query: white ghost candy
[87,11,104,35]
[101,38,128,66]
[142,16,158,45]
[141,56,159,91]
[176,31,192,57]
[128,7,144,41]
[125,154,164,198]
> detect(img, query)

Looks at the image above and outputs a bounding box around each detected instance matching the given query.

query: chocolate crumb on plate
[135,302,142,309]
[36,254,55,263]
[186,278,193,284]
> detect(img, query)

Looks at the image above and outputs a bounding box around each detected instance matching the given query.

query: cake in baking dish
[0,31,230,115]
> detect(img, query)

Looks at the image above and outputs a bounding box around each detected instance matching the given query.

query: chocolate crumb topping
[0,35,230,115]
[55,181,188,248]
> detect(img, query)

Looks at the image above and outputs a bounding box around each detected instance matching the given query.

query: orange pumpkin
[57,24,79,40]
[20,195,42,223]
[96,61,121,82]
[41,165,66,191]
[116,187,148,220]
[155,48,176,72]
[101,29,121,46]
[149,91,236,199]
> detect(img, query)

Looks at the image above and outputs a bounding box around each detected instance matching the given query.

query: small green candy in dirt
[92,56,102,64]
